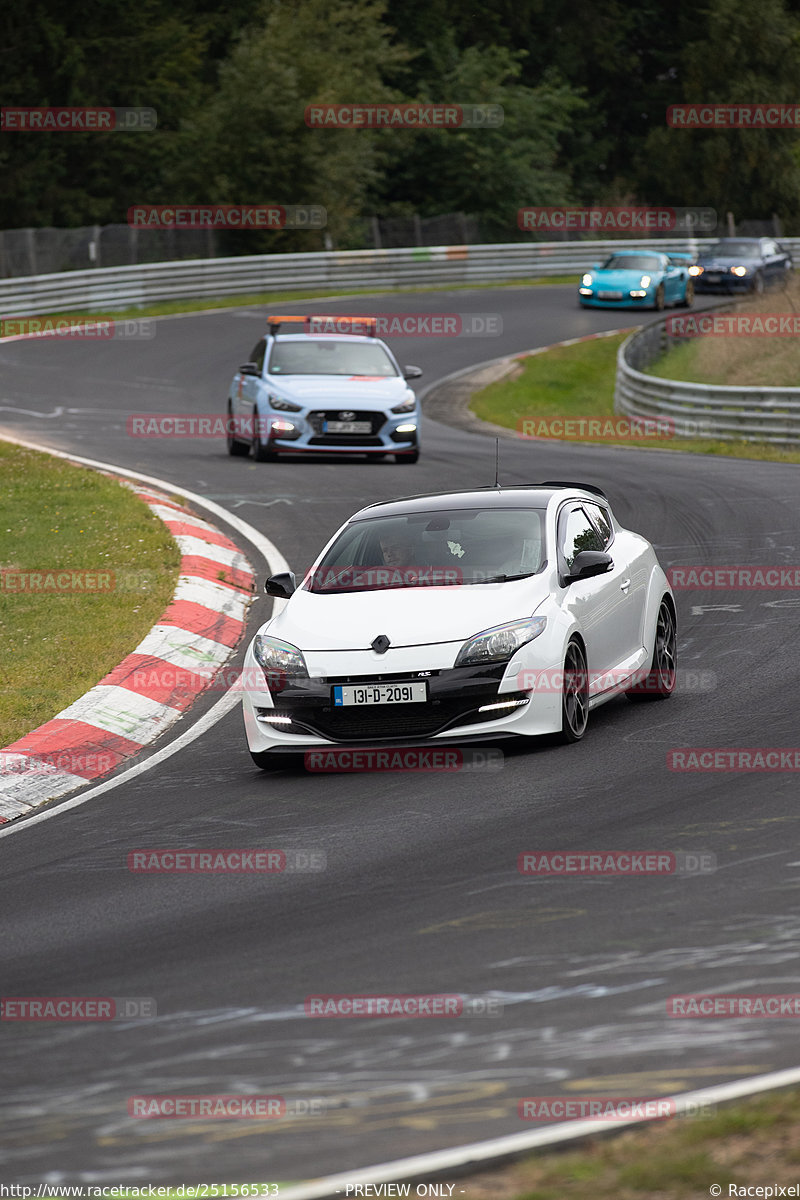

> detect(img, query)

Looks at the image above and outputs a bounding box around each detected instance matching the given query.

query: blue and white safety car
[226,315,421,463]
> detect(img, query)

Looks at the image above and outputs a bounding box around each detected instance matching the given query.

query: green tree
[169,0,410,250]
[371,43,584,239]
[637,0,800,227]
[0,0,212,227]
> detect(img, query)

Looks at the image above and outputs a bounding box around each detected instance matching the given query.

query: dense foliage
[2,0,799,246]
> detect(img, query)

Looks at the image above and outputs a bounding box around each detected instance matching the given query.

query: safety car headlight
[268,395,302,412]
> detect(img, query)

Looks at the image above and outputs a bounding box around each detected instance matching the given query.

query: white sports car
[241,483,676,767]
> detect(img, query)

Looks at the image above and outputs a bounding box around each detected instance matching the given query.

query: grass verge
[0,442,180,745]
[643,278,800,386]
[439,1085,800,1198]
[469,331,800,464]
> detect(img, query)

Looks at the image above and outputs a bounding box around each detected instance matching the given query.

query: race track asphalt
[2,285,799,1184]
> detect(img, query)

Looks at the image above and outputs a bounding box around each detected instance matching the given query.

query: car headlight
[689,265,702,276]
[391,398,416,413]
[581,273,593,286]
[268,395,302,412]
[640,275,651,287]
[454,616,547,667]
[253,634,308,681]
[732,265,748,277]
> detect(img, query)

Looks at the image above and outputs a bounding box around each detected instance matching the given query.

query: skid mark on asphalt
[674,815,800,839]
[419,908,585,933]
[565,1065,770,1093]
[0,403,65,418]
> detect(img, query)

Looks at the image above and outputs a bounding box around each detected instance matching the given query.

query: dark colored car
[691,237,793,294]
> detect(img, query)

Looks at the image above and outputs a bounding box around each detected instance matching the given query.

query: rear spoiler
[538,480,608,499]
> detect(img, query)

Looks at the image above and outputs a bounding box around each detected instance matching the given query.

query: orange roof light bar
[267,314,377,336]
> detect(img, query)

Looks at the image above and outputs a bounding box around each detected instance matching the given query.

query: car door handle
[620,578,631,593]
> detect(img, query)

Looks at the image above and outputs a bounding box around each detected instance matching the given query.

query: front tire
[751,272,765,296]
[626,598,677,701]
[559,638,589,743]
[226,405,250,456]
[252,409,277,461]
[680,280,695,307]
[653,284,665,311]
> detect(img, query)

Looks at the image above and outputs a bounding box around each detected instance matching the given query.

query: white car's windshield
[268,339,398,376]
[306,508,546,592]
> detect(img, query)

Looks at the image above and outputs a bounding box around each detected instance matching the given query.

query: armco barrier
[615,304,800,445]
[2,237,785,319]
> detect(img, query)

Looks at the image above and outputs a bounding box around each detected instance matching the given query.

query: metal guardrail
[5,236,800,318]
[615,302,800,445]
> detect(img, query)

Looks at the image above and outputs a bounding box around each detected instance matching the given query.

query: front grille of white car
[265,689,530,741]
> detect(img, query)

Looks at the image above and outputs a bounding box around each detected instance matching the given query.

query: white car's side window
[584,502,613,548]
[560,505,603,569]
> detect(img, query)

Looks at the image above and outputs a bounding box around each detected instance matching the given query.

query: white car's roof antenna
[494,437,501,489]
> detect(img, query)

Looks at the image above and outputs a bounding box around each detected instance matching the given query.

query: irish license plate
[325,420,372,434]
[333,681,427,706]
[597,291,622,301]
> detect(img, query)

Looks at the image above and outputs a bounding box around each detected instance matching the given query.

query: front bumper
[262,406,419,455]
[578,288,659,308]
[241,647,571,754]
[693,275,754,293]
[245,663,530,744]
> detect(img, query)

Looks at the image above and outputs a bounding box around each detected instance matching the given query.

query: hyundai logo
[339,410,356,420]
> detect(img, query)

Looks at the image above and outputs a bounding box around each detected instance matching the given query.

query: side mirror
[239,362,260,377]
[403,365,423,380]
[592,262,602,269]
[265,571,296,599]
[566,551,613,583]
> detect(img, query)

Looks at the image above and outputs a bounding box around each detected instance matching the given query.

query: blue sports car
[578,250,695,310]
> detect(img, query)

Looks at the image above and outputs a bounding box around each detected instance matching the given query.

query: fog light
[395,423,417,433]
[477,698,529,713]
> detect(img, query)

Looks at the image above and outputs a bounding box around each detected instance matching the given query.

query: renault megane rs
[241,483,676,767]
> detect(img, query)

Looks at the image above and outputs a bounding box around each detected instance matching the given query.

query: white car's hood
[267,576,548,650]
[266,375,411,404]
